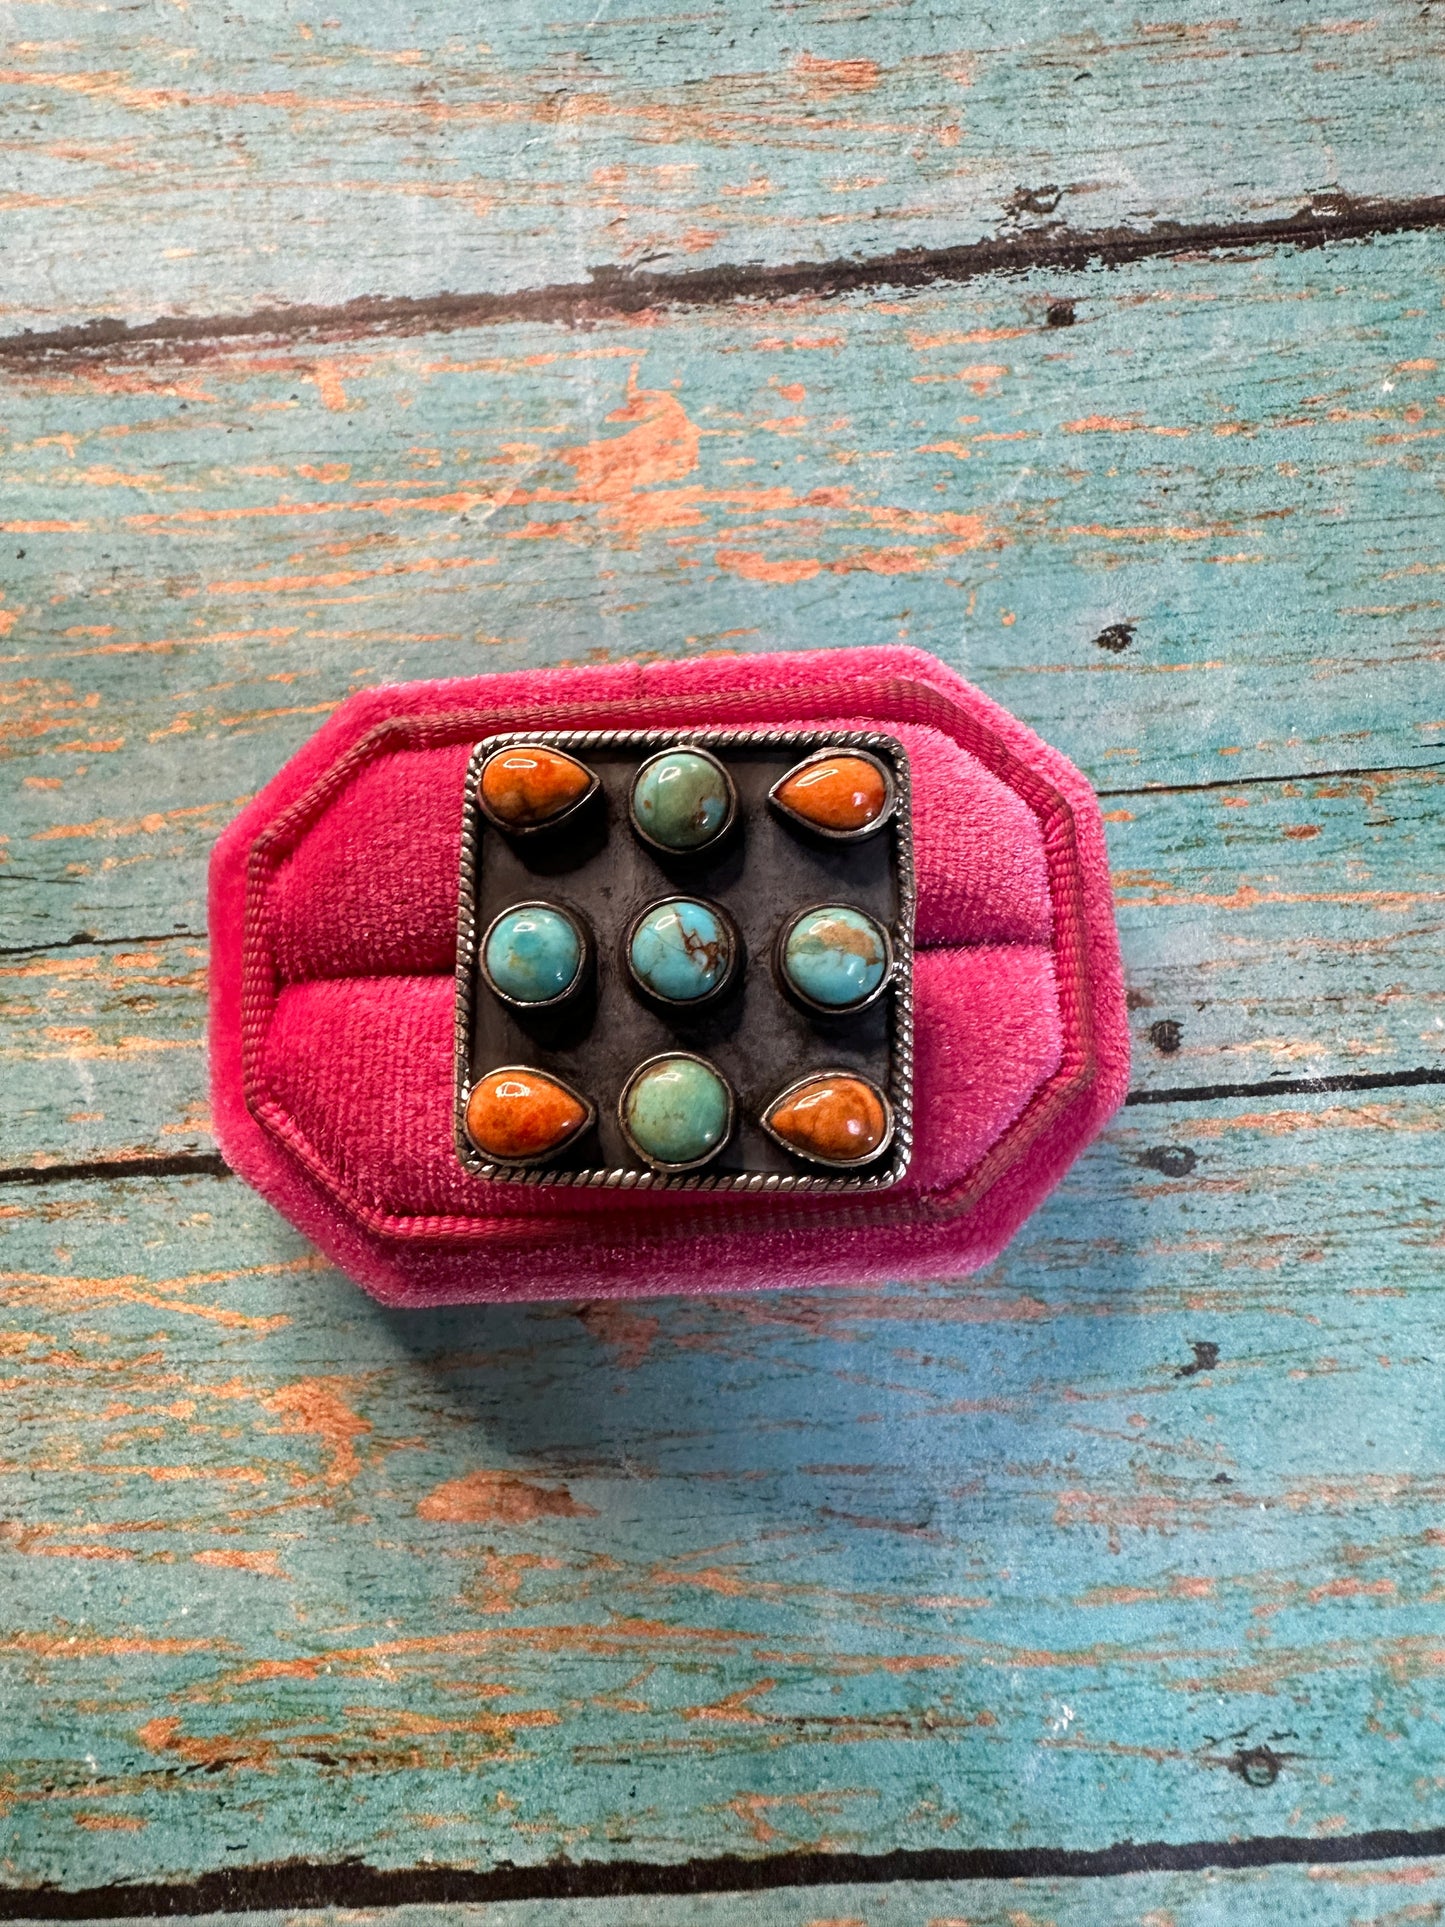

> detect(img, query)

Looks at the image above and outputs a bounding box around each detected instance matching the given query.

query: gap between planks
[4,192,1445,362]
[8,1827,1445,1920]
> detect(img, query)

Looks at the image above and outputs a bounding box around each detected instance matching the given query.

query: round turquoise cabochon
[631,749,733,851]
[628,898,734,1003]
[781,905,890,1009]
[483,905,583,1004]
[622,1055,732,1168]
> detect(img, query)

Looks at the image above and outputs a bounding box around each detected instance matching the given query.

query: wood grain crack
[3,191,1444,361]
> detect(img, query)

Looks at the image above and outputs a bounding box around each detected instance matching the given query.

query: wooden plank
[2,763,1440,1170]
[25,1860,1445,1924]
[0,937,209,1169]
[1,229,1441,956]
[2,1088,1441,1885]
[4,0,1444,332]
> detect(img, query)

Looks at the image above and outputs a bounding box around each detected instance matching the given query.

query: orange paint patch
[833,546,927,576]
[30,798,235,843]
[136,1716,277,1772]
[1064,414,1191,437]
[911,363,1009,393]
[1066,521,1223,542]
[4,1632,222,1660]
[310,362,352,411]
[208,553,489,595]
[681,1680,776,1725]
[464,1550,561,1614]
[262,1377,371,1486]
[714,548,822,584]
[342,1706,560,1743]
[418,1469,596,1526]
[0,1260,300,1332]
[193,1548,289,1578]
[74,1813,146,1832]
[575,1300,661,1368]
[1308,1576,1396,1602]
[793,51,881,95]
[1079,1575,1216,1607]
[556,370,702,543]
[908,327,1029,349]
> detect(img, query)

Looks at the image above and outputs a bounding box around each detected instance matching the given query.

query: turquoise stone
[623,1055,731,1168]
[628,898,733,1003]
[782,905,890,1008]
[632,749,732,851]
[483,905,582,1004]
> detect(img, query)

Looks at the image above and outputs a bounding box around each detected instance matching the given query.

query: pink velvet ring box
[209,646,1129,1306]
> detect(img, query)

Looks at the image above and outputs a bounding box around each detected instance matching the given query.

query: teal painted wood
[1,1089,1441,1883]
[2,763,1441,1169]
[3,0,1444,331]
[1,231,1442,954]
[26,1861,1445,1924]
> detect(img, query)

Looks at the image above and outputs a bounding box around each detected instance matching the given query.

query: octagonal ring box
[209,647,1128,1306]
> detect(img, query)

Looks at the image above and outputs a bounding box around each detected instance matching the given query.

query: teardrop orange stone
[466,1069,589,1161]
[766,1074,889,1164]
[774,754,888,834]
[479,745,593,828]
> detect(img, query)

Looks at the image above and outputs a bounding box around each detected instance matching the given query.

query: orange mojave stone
[765,1074,889,1165]
[774,753,888,834]
[465,1069,589,1162]
[479,745,592,828]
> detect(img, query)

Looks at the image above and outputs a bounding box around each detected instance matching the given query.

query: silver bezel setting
[775,903,896,1017]
[623,895,742,1011]
[454,726,916,1194]
[760,1070,897,1170]
[476,743,600,837]
[617,1050,736,1173]
[628,743,738,858]
[463,1065,597,1167]
[768,745,897,843]
[477,900,592,1013]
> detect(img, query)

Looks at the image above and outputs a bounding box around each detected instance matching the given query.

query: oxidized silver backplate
[454,728,915,1193]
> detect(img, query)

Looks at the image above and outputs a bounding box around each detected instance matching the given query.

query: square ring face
[454,728,915,1194]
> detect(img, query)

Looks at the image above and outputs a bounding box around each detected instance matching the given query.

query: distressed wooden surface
[27,1861,1445,1925]
[2,1086,1443,1885]
[4,0,1445,1902]
[2,231,1441,951]
[3,0,1443,334]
